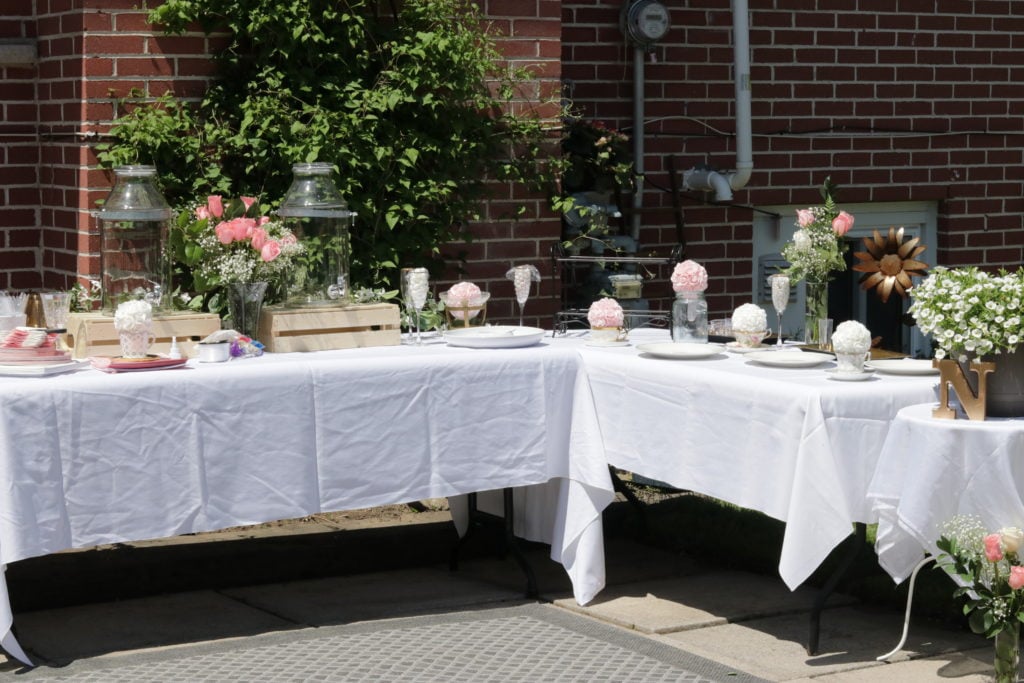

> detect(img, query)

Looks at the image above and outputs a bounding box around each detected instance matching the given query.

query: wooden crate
[64,312,222,359]
[257,303,400,352]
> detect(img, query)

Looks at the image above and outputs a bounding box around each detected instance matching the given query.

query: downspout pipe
[683,0,753,202]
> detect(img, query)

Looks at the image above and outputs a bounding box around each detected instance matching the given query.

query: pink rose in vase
[1010,566,1024,591]
[671,259,708,293]
[796,208,815,227]
[261,240,282,262]
[832,210,855,236]
[214,221,235,245]
[250,227,268,252]
[985,533,1004,562]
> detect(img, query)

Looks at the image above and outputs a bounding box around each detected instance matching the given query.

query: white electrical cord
[876,555,938,661]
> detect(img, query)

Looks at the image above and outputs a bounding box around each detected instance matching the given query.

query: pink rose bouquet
[781,177,850,284]
[937,516,1024,653]
[173,195,304,290]
[587,297,624,328]
[671,260,708,293]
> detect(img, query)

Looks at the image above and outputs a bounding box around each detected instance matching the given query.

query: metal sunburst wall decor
[851,227,929,303]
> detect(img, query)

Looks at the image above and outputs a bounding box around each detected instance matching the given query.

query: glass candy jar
[671,291,708,343]
[95,166,172,314]
[276,163,356,307]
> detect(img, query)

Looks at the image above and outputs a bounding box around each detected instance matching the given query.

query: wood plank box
[257,303,401,353]
[64,312,222,359]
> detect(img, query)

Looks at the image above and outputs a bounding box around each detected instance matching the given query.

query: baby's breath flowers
[909,267,1024,360]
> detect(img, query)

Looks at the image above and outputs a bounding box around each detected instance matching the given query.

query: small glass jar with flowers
[670,260,709,343]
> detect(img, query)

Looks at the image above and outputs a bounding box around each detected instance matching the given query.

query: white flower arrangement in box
[909,266,1023,360]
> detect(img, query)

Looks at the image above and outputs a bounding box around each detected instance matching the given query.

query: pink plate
[90,356,188,372]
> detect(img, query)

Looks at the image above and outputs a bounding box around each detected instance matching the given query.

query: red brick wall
[2,1,562,326]
[13,2,1020,323]
[445,0,564,326]
[0,0,41,291]
[4,1,218,294]
[562,0,1024,316]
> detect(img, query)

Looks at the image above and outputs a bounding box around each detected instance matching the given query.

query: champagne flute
[769,273,790,348]
[506,264,540,327]
[401,267,430,345]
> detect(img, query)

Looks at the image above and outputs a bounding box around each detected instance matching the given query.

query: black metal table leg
[807,522,867,655]
[609,466,649,530]
[503,488,538,598]
[449,492,478,572]
[450,489,538,598]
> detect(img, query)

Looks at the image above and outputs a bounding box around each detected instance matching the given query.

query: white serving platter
[744,350,833,368]
[636,342,725,360]
[443,326,546,349]
[865,358,939,376]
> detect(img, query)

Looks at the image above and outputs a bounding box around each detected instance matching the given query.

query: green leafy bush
[98,0,562,297]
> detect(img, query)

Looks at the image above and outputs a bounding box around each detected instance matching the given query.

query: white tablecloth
[869,403,1024,583]
[570,330,939,590]
[0,339,615,664]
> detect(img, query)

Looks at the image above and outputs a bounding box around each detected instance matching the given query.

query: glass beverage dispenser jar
[95,166,172,314]
[276,163,356,306]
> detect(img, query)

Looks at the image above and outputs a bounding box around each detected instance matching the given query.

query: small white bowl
[197,341,230,363]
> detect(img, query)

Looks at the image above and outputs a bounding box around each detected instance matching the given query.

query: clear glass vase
[227,281,269,340]
[994,621,1021,683]
[671,291,708,343]
[803,280,829,346]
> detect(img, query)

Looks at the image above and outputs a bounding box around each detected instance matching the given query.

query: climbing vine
[98,0,563,291]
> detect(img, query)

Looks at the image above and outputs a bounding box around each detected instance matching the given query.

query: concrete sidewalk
[0,500,996,682]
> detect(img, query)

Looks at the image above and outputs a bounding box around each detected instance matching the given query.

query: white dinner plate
[725,341,771,353]
[637,342,725,360]
[443,325,546,349]
[865,358,939,376]
[744,350,832,368]
[825,367,876,382]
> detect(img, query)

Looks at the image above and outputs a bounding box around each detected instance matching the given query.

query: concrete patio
[0,499,996,682]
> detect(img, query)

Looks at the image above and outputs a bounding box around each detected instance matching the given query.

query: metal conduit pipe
[631,45,645,241]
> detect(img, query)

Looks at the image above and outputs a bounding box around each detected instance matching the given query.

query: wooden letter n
[933,358,995,421]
